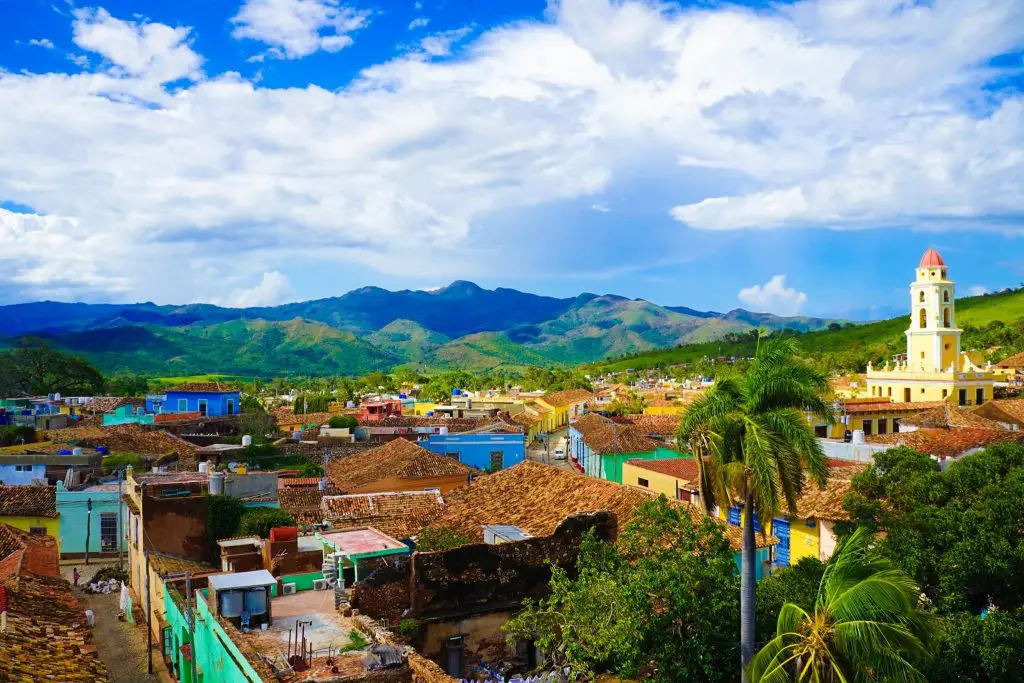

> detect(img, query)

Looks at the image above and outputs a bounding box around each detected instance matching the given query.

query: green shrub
[341,630,369,652]
[239,507,295,538]
[415,525,472,552]
[327,415,357,429]
[297,463,323,477]
[0,425,36,446]
[101,453,144,474]
[206,495,246,558]
[398,618,424,638]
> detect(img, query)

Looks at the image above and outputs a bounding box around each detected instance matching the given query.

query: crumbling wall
[351,557,412,625]
[408,652,459,683]
[142,494,209,561]
[410,512,616,618]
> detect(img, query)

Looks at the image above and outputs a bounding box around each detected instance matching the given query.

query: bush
[206,495,246,558]
[0,425,36,447]
[101,453,143,474]
[297,463,323,477]
[91,566,129,584]
[399,618,424,638]
[415,525,472,552]
[328,415,357,429]
[239,507,295,538]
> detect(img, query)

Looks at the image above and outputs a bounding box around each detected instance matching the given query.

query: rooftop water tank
[242,435,253,447]
[209,470,225,495]
[452,388,461,396]
[96,446,108,455]
[72,447,83,456]
[198,461,209,474]
[57,449,72,456]
[851,429,866,445]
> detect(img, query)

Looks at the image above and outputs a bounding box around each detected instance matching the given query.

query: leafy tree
[504,497,739,682]
[826,322,842,332]
[924,609,1024,683]
[749,528,938,683]
[297,463,323,477]
[605,388,647,416]
[101,453,143,474]
[205,495,246,559]
[106,372,150,396]
[415,525,472,552]
[239,507,296,538]
[845,443,1024,614]
[293,393,332,413]
[240,394,265,413]
[328,415,357,429]
[238,410,278,444]
[391,367,423,389]
[361,371,396,393]
[678,336,833,680]
[755,558,825,646]
[0,338,105,396]
[0,426,36,447]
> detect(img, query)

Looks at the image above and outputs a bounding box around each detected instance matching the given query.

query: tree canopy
[0,338,105,396]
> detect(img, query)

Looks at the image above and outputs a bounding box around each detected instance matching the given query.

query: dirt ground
[63,560,167,683]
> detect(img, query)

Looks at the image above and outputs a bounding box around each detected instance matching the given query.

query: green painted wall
[163,587,266,683]
[281,571,322,592]
[600,447,679,484]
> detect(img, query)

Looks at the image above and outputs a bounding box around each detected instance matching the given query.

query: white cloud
[590,203,611,213]
[408,17,429,30]
[29,38,55,49]
[966,285,990,297]
[0,0,1021,304]
[71,7,202,83]
[213,271,292,307]
[231,0,370,59]
[416,27,472,57]
[738,275,808,316]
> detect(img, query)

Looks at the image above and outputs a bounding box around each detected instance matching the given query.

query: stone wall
[408,652,459,683]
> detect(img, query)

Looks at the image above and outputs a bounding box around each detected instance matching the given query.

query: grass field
[149,373,255,387]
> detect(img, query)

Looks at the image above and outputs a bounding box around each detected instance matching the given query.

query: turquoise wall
[102,406,155,426]
[600,447,679,484]
[164,587,266,683]
[56,482,125,556]
[733,548,771,582]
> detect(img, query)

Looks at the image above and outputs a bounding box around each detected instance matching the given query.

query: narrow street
[525,426,576,473]
[63,562,164,683]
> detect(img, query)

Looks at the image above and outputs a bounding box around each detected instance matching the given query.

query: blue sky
[0,0,1022,319]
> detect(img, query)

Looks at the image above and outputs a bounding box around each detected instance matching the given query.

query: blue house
[422,427,525,471]
[162,382,241,417]
[56,481,126,558]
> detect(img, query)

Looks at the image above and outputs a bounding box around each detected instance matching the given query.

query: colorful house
[974,398,1024,430]
[274,409,334,434]
[56,481,126,559]
[812,398,946,439]
[421,423,525,471]
[534,389,592,432]
[0,484,60,552]
[162,382,241,417]
[568,413,679,484]
[622,457,701,505]
[866,249,995,405]
[354,399,403,422]
[102,403,155,426]
[993,351,1024,380]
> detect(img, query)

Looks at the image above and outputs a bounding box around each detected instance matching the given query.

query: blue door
[727,507,741,526]
[773,518,790,567]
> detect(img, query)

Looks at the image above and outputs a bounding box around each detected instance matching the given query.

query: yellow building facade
[0,515,60,551]
[866,249,994,406]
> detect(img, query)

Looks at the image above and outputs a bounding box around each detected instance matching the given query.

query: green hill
[427,332,557,370]
[367,319,450,364]
[590,288,1024,374]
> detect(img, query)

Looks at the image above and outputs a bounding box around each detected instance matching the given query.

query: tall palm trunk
[740,491,756,683]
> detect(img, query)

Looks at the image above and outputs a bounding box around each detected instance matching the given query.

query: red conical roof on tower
[919,248,945,267]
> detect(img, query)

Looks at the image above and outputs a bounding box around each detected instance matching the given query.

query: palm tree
[678,335,834,682]
[748,528,937,682]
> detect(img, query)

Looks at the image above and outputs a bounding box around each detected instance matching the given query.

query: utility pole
[84,498,92,566]
[145,550,153,675]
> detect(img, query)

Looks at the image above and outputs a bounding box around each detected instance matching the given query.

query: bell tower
[906,248,960,372]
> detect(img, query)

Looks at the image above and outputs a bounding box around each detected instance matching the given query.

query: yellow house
[994,351,1024,381]
[0,484,60,553]
[622,457,701,505]
[866,249,995,406]
[534,389,593,432]
[413,401,437,416]
[273,409,335,433]
[810,398,946,439]
[770,466,861,567]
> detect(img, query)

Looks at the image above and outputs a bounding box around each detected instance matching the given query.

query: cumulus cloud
[0,0,1021,304]
[29,38,55,49]
[416,27,472,57]
[738,275,808,316]
[966,285,990,297]
[231,0,370,59]
[213,271,292,307]
[408,17,429,30]
[71,7,202,83]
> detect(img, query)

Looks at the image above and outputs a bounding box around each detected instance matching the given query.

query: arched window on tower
[943,308,950,328]
[919,308,927,329]
[919,291,925,303]
[943,290,950,303]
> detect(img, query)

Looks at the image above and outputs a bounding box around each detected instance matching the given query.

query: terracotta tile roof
[510,412,542,427]
[321,491,445,539]
[975,399,1024,426]
[919,247,945,267]
[900,404,1006,430]
[45,424,199,457]
[0,485,57,518]
[793,465,865,522]
[0,572,109,681]
[327,439,475,491]
[274,410,335,426]
[996,351,1024,368]
[840,401,946,414]
[278,477,324,489]
[165,381,240,393]
[149,553,218,577]
[611,414,682,437]
[278,487,327,526]
[574,413,666,455]
[433,461,773,551]
[627,457,700,485]
[540,389,594,408]
[82,396,145,414]
[869,427,1024,458]
[371,416,492,432]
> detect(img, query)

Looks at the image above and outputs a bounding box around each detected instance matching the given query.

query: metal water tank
[219,590,243,618]
[198,461,209,474]
[209,470,225,495]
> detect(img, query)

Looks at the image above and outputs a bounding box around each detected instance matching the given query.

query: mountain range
[0,282,835,376]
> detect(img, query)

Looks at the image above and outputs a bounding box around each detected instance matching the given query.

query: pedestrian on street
[72,567,80,586]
